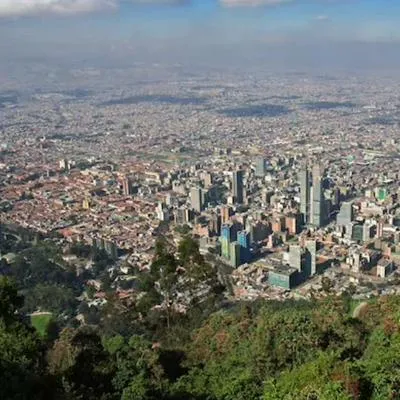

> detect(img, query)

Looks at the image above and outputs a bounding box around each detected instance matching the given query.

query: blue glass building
[237,230,251,264]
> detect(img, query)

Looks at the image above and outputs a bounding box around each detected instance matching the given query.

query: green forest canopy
[2,272,400,400]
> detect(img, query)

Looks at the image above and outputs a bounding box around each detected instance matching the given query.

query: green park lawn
[30,313,53,337]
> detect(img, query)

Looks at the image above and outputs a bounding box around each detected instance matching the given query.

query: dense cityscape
[2,1,400,397]
[1,65,400,305]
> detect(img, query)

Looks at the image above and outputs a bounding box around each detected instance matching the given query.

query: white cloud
[0,0,118,17]
[130,0,189,3]
[0,0,190,17]
[315,15,330,21]
[220,0,294,7]
[219,0,343,7]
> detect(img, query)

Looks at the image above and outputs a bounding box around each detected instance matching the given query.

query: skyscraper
[232,169,244,204]
[311,164,324,227]
[300,166,311,225]
[174,207,192,225]
[337,201,354,227]
[262,189,274,206]
[190,187,203,213]
[229,242,241,268]
[376,220,384,239]
[208,212,221,236]
[255,157,266,177]
[221,205,233,224]
[201,171,213,188]
[288,244,302,271]
[122,177,133,196]
[363,222,372,242]
[237,230,251,264]
[285,215,298,235]
[305,240,317,276]
[221,224,232,259]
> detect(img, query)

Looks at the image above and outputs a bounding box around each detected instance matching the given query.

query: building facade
[232,169,244,204]
[300,166,311,225]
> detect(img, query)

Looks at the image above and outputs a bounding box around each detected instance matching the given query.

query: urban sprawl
[1,65,400,302]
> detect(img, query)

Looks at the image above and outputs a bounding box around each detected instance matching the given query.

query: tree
[361,326,400,399]
[11,244,82,293]
[0,276,23,324]
[263,352,354,400]
[149,245,179,330]
[70,242,92,258]
[154,237,170,259]
[178,236,204,266]
[142,236,221,339]
[23,284,78,315]
[48,327,116,400]
[0,277,51,400]
[108,335,167,400]
[0,321,49,400]
[99,297,142,338]
[136,289,163,315]
[92,248,113,276]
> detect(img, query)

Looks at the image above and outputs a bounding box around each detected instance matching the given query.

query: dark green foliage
[6,244,84,328]
[108,335,166,399]
[0,321,48,400]
[92,248,114,275]
[174,225,192,235]
[170,297,373,400]
[137,236,221,339]
[48,327,117,400]
[69,242,92,258]
[98,296,143,338]
[178,236,203,265]
[0,277,49,400]
[136,288,163,315]
[4,282,400,400]
[0,276,23,324]
[23,284,78,315]
[6,236,400,399]
[11,244,82,292]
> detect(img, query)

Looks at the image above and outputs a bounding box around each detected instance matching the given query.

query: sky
[1,0,400,69]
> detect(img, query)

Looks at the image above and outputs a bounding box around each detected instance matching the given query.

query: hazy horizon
[1,0,400,79]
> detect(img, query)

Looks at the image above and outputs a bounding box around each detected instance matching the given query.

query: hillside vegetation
[2,271,400,400]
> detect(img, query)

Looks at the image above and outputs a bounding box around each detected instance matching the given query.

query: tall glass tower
[337,201,354,226]
[255,157,266,177]
[237,230,251,263]
[232,169,244,204]
[190,187,203,213]
[300,166,311,224]
[312,164,324,227]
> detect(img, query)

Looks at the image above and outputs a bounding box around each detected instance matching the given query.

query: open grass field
[30,312,53,337]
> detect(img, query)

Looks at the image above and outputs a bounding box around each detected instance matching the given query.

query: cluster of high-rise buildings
[220,223,251,267]
[299,164,328,228]
[2,65,400,301]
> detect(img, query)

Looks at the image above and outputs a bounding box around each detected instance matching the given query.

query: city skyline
[2,0,400,397]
